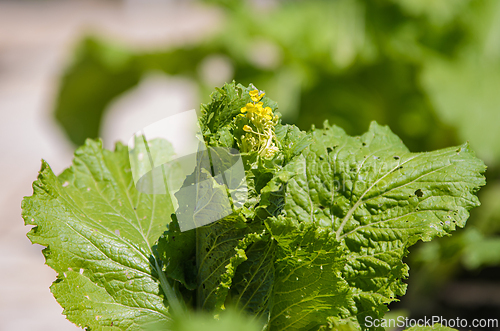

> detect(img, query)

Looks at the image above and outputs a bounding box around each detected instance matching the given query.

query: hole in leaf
[394,156,400,160]
[415,189,423,198]
[327,147,333,153]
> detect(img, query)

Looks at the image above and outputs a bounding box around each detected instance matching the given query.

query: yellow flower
[262,107,273,120]
[249,89,265,102]
[235,88,279,158]
[241,103,257,114]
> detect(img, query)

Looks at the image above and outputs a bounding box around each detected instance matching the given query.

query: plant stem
[154,258,186,317]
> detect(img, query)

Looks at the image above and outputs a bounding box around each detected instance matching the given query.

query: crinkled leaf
[227,233,275,318]
[22,140,174,330]
[275,123,312,164]
[159,206,275,318]
[266,217,353,331]
[194,215,252,311]
[274,121,485,328]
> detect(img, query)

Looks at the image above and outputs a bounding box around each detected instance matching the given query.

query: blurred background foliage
[53,0,500,323]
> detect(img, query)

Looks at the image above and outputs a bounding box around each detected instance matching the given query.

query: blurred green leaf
[55,39,141,145]
[54,0,467,153]
[167,308,263,331]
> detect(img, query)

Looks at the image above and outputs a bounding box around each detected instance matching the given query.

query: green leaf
[266,217,353,331]
[158,215,197,291]
[227,233,275,318]
[200,81,248,139]
[54,37,211,146]
[421,51,500,164]
[22,139,175,330]
[275,123,312,164]
[461,228,500,269]
[274,121,485,328]
[194,215,254,311]
[55,38,141,145]
[420,0,500,164]
[158,211,275,318]
[168,308,263,331]
[174,154,233,231]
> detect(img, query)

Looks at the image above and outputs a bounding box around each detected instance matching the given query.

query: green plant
[51,0,500,317]
[23,83,485,330]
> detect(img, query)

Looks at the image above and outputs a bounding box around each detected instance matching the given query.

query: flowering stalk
[236,89,280,158]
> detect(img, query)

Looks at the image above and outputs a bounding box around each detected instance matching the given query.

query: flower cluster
[237,89,279,158]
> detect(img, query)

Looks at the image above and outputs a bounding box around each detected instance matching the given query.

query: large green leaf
[272,121,485,328]
[266,217,354,331]
[22,140,175,330]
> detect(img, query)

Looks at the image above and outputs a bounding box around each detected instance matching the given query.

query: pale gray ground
[0,1,220,329]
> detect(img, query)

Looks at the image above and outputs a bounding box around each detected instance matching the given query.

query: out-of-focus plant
[52,0,500,319]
